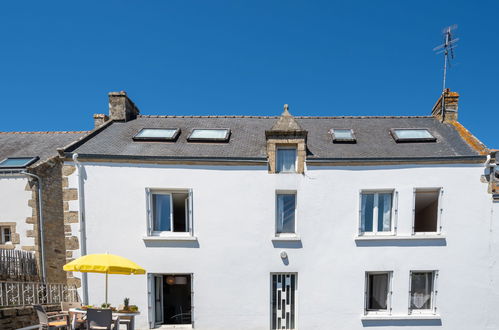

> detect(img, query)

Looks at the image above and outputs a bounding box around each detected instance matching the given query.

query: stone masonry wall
[61,164,81,288]
[0,304,60,330]
[28,157,68,283]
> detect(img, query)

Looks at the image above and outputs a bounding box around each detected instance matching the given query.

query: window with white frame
[276,192,296,235]
[146,189,193,236]
[276,147,297,173]
[0,226,12,244]
[409,271,437,313]
[365,272,392,314]
[413,188,442,234]
[359,191,396,235]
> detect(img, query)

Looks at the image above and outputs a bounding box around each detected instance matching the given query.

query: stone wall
[61,164,81,288]
[28,157,69,283]
[0,304,60,330]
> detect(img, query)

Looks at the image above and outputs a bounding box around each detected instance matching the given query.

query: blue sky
[0,1,497,147]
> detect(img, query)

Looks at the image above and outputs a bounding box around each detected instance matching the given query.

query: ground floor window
[410,271,437,313]
[150,274,192,327]
[0,226,11,244]
[365,272,392,314]
[271,273,297,330]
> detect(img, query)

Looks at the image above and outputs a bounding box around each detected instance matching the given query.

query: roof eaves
[307,155,486,164]
[62,153,268,163]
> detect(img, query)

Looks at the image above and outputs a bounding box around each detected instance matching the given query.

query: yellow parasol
[63,253,145,304]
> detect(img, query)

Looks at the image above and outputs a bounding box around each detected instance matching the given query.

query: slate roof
[66,115,484,162]
[0,131,88,167]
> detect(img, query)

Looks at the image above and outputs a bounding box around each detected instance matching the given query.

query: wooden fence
[0,249,38,281]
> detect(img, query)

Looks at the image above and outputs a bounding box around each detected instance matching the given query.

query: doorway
[151,274,192,327]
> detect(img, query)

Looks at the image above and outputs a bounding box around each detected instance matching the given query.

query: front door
[150,274,193,327]
[271,273,297,330]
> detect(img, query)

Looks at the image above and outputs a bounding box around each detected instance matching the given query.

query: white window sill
[142,235,197,242]
[355,235,445,241]
[156,325,193,329]
[361,314,441,321]
[272,235,301,241]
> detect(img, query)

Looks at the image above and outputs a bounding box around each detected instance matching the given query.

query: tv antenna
[433,25,459,92]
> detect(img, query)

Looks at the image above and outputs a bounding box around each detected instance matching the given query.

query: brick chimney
[93,114,109,129]
[108,91,140,122]
[431,88,459,122]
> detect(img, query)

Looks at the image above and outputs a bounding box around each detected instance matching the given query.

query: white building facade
[62,90,499,329]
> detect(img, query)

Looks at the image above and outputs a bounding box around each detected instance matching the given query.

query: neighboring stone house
[0,131,86,283]
[57,90,498,329]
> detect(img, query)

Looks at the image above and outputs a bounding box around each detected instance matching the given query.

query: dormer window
[187,129,231,142]
[265,104,307,174]
[331,129,356,143]
[391,129,436,142]
[276,147,297,173]
[133,128,180,141]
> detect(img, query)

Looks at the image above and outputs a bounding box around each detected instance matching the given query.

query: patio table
[69,308,140,330]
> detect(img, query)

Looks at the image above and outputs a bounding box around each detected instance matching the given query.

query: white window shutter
[145,188,152,236]
[147,273,154,329]
[389,272,393,314]
[412,188,416,234]
[439,188,444,233]
[188,189,194,236]
[394,191,399,233]
[364,273,368,315]
[433,271,439,314]
[190,274,195,327]
[358,191,363,236]
[408,271,413,314]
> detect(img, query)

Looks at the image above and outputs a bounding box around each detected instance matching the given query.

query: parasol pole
[105,271,108,305]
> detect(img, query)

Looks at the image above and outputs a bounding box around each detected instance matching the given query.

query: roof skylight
[187,129,231,142]
[331,129,356,143]
[0,157,39,169]
[391,129,436,142]
[133,128,180,141]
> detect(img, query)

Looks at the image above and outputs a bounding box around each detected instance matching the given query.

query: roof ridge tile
[137,114,433,119]
[0,131,89,135]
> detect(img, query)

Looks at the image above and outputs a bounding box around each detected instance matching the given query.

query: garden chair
[60,302,85,329]
[116,305,132,330]
[85,308,119,330]
[33,304,69,329]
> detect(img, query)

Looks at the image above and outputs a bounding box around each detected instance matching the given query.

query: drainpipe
[21,171,46,283]
[73,153,89,304]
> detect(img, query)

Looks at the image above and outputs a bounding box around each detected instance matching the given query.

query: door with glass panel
[271,273,297,330]
[154,275,164,326]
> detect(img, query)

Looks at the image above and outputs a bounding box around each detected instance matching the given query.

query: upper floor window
[409,271,437,314]
[276,147,297,173]
[360,191,395,235]
[365,272,392,314]
[276,192,296,235]
[146,189,192,236]
[0,227,11,244]
[413,188,442,234]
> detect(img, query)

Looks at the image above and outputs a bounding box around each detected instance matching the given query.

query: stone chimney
[108,91,140,122]
[93,114,109,129]
[431,88,459,122]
